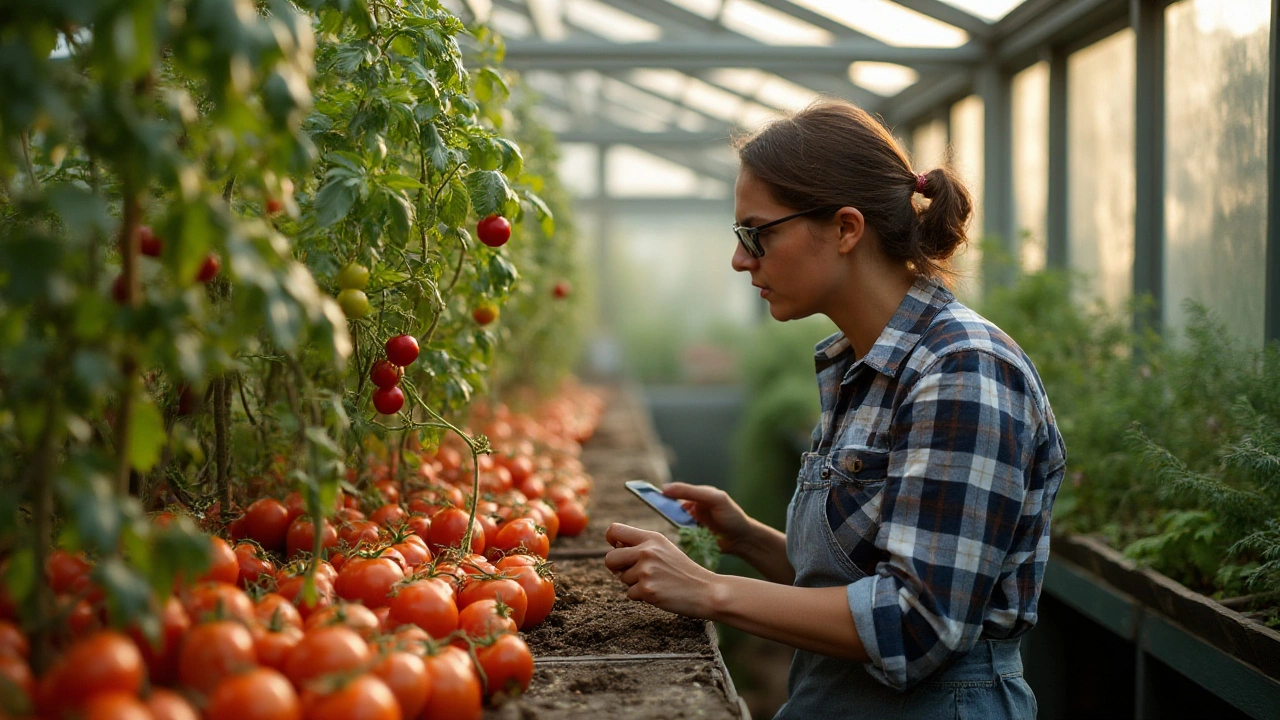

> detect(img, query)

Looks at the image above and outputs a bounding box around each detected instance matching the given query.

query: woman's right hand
[661,482,756,555]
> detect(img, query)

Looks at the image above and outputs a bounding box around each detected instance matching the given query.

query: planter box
[491,386,747,719]
[1044,534,1280,719]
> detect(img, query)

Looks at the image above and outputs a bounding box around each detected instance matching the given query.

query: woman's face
[732,170,842,322]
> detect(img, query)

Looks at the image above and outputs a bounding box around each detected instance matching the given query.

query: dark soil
[485,659,741,720]
[523,558,713,657]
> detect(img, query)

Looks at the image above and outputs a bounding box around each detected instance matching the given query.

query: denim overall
[773,451,1038,720]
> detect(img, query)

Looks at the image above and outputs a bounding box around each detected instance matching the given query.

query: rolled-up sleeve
[846,349,1038,691]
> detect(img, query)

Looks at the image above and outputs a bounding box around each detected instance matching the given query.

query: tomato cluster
[111,225,221,304]
[0,386,606,719]
[371,335,420,416]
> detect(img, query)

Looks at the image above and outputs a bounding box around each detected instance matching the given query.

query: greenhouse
[0,0,1276,718]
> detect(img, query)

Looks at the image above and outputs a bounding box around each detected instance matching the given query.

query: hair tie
[915,173,928,196]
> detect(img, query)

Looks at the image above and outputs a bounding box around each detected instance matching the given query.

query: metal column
[1132,0,1165,335]
[1267,0,1280,343]
[1046,46,1070,271]
[978,59,1016,293]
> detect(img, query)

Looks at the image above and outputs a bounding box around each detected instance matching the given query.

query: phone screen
[626,481,699,528]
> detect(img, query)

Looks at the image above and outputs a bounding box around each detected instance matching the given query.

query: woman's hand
[604,523,721,619]
[660,482,754,555]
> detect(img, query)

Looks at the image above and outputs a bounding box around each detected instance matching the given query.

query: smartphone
[624,480,699,529]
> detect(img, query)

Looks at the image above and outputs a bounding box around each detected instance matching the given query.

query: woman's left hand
[604,523,721,619]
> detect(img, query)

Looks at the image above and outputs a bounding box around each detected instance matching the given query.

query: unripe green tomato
[338,289,372,319]
[337,263,370,291]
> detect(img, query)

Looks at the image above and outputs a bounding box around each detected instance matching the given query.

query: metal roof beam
[748,0,883,41]
[879,68,974,126]
[591,0,730,36]
[502,39,983,72]
[890,0,993,38]
[997,0,1128,62]
[557,128,733,146]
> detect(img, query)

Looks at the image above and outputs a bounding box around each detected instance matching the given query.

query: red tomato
[391,537,431,569]
[256,593,303,631]
[301,674,399,720]
[129,595,190,685]
[206,667,299,720]
[472,304,498,326]
[334,557,404,609]
[374,479,401,505]
[368,504,407,528]
[0,619,29,659]
[496,562,555,628]
[146,688,199,720]
[196,253,221,283]
[372,386,405,415]
[476,214,511,248]
[384,334,419,367]
[274,574,334,621]
[456,598,517,640]
[283,491,306,523]
[556,500,588,537]
[283,626,372,689]
[80,691,151,720]
[234,541,276,588]
[371,651,430,720]
[265,197,284,215]
[427,508,485,556]
[339,520,382,549]
[182,582,255,625]
[243,498,292,552]
[253,624,303,671]
[303,602,381,639]
[406,514,431,539]
[476,634,534,699]
[138,225,162,257]
[387,578,458,639]
[369,360,402,389]
[286,516,339,559]
[457,578,527,629]
[490,518,550,560]
[531,499,560,541]
[551,280,571,299]
[421,646,483,720]
[46,549,92,595]
[177,620,256,695]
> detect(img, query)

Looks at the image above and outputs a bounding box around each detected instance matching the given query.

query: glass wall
[1164,0,1270,346]
[1012,62,1049,273]
[1068,29,1136,312]
[950,95,985,302]
[911,118,948,172]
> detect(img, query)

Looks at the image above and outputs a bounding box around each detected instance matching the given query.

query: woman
[604,99,1065,719]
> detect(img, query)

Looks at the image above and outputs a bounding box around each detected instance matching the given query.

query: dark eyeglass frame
[732,207,838,258]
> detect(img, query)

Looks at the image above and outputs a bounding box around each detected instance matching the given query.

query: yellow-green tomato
[337,263,370,291]
[337,289,371,319]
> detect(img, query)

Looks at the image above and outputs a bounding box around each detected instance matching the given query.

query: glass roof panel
[754,75,823,111]
[627,69,690,100]
[704,69,769,97]
[526,0,569,40]
[787,0,968,48]
[936,0,1030,22]
[565,0,662,42]
[680,78,749,122]
[721,0,835,46]
[607,145,727,197]
[489,6,533,38]
[848,62,919,96]
[737,102,780,130]
[662,0,722,20]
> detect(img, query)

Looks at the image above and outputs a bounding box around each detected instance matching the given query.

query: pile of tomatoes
[0,386,607,720]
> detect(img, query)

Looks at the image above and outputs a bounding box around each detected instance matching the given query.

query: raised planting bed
[486,657,742,720]
[1039,534,1280,719]
[523,558,713,657]
[489,385,747,719]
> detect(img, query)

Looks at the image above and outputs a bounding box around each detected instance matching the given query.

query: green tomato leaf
[440,177,470,228]
[421,123,450,173]
[314,178,358,227]
[465,170,516,219]
[521,189,554,236]
[128,399,166,473]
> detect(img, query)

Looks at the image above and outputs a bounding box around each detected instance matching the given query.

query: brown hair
[734,98,973,281]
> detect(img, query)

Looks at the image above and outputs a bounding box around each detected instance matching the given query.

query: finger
[605,522,660,548]
[662,482,725,505]
[603,546,640,573]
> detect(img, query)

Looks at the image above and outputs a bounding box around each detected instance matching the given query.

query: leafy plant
[679,526,722,571]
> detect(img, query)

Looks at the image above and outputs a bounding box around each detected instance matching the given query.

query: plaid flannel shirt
[810,276,1066,691]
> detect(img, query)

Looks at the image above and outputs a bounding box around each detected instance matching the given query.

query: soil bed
[485,658,740,720]
[524,558,712,657]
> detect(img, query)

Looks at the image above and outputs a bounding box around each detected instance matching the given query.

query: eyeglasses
[732,207,836,258]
